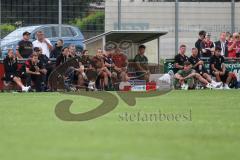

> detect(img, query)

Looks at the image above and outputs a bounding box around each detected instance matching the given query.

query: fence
[1,0,240,61]
[0,0,105,40]
[105,0,240,62]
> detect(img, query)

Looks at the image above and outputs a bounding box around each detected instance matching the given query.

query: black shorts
[211,70,229,83]
[5,73,18,82]
[86,70,98,81]
[220,71,229,83]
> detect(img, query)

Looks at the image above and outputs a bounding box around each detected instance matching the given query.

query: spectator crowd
[2,30,240,92]
[2,31,150,92]
[174,31,240,90]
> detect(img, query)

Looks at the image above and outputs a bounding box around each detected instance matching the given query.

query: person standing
[200,33,215,57]
[214,32,228,57]
[50,39,64,58]
[33,31,53,58]
[56,47,72,67]
[16,31,33,59]
[228,32,240,58]
[195,30,206,57]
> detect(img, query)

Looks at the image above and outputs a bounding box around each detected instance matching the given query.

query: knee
[194,73,200,78]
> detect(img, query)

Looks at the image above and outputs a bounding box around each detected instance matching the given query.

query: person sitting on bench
[3,49,30,92]
[25,52,46,92]
[134,45,150,81]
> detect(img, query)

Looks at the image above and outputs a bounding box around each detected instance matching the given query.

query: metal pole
[175,0,179,55]
[58,0,62,38]
[231,0,235,33]
[157,37,160,66]
[0,0,2,48]
[118,0,121,30]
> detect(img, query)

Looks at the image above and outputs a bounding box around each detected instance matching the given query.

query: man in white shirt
[33,31,53,58]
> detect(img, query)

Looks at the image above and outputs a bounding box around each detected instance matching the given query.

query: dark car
[0,24,84,58]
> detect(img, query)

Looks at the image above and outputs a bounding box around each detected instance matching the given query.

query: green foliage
[70,11,105,31]
[0,24,16,38]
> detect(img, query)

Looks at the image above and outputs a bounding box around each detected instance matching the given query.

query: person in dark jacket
[200,33,215,57]
[56,47,72,67]
[25,52,46,92]
[214,32,228,57]
[50,39,63,58]
[195,30,206,57]
[3,49,30,91]
[35,47,53,90]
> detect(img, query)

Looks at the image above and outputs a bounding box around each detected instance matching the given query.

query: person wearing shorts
[174,61,213,90]
[189,48,222,88]
[210,47,234,89]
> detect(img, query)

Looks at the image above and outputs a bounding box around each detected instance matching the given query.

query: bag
[229,73,238,88]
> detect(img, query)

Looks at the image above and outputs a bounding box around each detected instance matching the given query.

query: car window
[39,27,53,38]
[53,26,75,37]
[2,26,38,41]
[61,27,74,37]
[70,27,78,37]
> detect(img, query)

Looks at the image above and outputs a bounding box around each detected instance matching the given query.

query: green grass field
[1,90,240,160]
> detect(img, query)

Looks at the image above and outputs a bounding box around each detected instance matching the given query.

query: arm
[16,44,23,59]
[44,39,53,51]
[3,59,10,73]
[220,63,226,75]
[26,67,40,75]
[175,73,184,80]
[104,61,114,68]
[56,56,61,67]
[135,62,146,72]
[210,42,215,52]
[184,72,197,79]
[174,55,184,70]
[191,60,203,69]
[134,55,147,72]
[50,49,55,58]
[200,42,206,53]
[38,62,47,75]
[16,50,23,59]
[175,63,184,70]
[228,41,236,51]
[211,64,219,72]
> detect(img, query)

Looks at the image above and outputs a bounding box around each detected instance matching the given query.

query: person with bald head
[33,31,53,58]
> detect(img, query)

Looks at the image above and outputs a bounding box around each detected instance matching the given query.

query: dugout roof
[83,30,168,44]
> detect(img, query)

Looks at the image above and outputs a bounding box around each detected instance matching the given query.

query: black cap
[23,31,31,36]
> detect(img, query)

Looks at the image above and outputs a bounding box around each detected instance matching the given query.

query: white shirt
[220,41,227,56]
[33,39,52,57]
